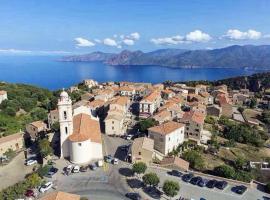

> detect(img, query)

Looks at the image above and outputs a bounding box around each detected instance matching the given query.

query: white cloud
[264,34,270,39]
[103,38,118,46]
[223,29,262,40]
[151,30,211,45]
[75,37,95,47]
[123,39,135,46]
[185,30,212,42]
[150,35,184,45]
[129,32,140,40]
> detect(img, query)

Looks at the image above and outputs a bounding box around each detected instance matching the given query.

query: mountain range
[61,45,270,69]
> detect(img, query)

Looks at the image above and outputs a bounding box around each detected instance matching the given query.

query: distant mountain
[61,45,270,69]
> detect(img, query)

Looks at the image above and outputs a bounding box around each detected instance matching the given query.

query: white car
[25,159,37,166]
[112,158,119,165]
[126,134,133,140]
[39,181,53,193]
[72,165,80,173]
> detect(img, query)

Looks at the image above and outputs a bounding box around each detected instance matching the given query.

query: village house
[118,85,136,97]
[105,96,130,136]
[0,132,24,157]
[179,111,205,144]
[58,91,103,164]
[83,79,98,88]
[153,109,172,124]
[0,90,7,104]
[88,99,106,117]
[25,121,47,140]
[48,109,59,129]
[139,90,162,118]
[232,93,250,105]
[161,89,175,100]
[131,137,154,165]
[199,91,214,105]
[148,121,185,155]
[94,88,114,102]
[217,93,233,118]
[39,191,80,200]
[191,103,206,115]
[206,105,222,117]
[195,84,208,95]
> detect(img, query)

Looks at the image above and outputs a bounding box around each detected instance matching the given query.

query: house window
[139,152,141,155]
[159,138,164,142]
[168,137,170,141]
[65,127,68,134]
[112,121,114,124]
[112,126,114,130]
[78,143,82,146]
[64,111,67,120]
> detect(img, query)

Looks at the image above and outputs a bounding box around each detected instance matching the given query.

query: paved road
[0,152,34,190]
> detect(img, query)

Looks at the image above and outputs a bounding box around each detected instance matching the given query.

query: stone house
[25,121,47,140]
[139,90,162,118]
[131,137,154,165]
[0,132,24,156]
[206,105,222,117]
[48,109,59,129]
[179,111,205,144]
[148,121,185,155]
[0,90,7,104]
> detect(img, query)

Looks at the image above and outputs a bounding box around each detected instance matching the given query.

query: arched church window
[64,111,67,120]
[65,127,68,134]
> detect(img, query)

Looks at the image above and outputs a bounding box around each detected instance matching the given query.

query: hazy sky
[0,0,270,54]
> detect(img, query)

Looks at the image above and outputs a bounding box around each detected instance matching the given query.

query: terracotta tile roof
[69,113,102,143]
[199,91,210,98]
[88,99,105,108]
[132,137,154,152]
[119,85,135,92]
[148,121,184,135]
[181,111,205,124]
[39,191,80,200]
[111,96,129,106]
[162,89,174,94]
[153,109,171,119]
[30,121,46,129]
[142,91,160,103]
[0,132,23,145]
[160,156,189,171]
[0,90,7,95]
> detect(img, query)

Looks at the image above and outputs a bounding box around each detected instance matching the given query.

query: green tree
[132,162,147,175]
[30,107,47,121]
[182,150,205,170]
[26,173,42,188]
[142,172,160,187]
[249,98,257,108]
[138,118,158,133]
[234,157,247,170]
[51,122,60,132]
[214,165,235,179]
[36,165,51,177]
[38,139,53,158]
[162,180,180,198]
[266,182,270,193]
[238,107,244,113]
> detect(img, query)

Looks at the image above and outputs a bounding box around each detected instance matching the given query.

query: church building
[58,90,103,164]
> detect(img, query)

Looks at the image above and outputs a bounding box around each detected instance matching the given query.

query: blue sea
[0,55,265,90]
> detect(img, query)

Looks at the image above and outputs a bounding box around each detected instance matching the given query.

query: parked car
[206,179,217,188]
[198,178,208,187]
[46,167,58,177]
[72,165,80,173]
[232,185,247,195]
[24,189,35,197]
[190,176,202,185]
[105,155,113,163]
[25,159,37,166]
[66,164,73,172]
[125,192,142,200]
[80,166,88,172]
[39,182,53,193]
[182,173,194,182]
[169,170,182,177]
[215,181,228,190]
[125,134,133,140]
[89,163,97,170]
[97,160,103,167]
[112,158,119,165]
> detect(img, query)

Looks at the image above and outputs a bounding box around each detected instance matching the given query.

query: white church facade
[58,91,103,164]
